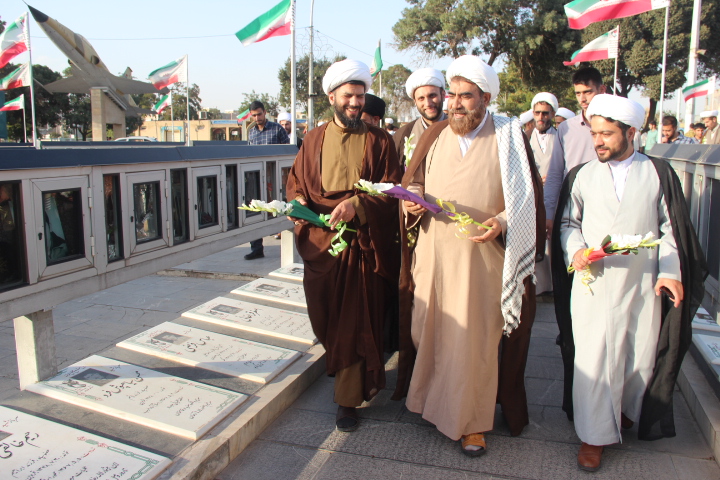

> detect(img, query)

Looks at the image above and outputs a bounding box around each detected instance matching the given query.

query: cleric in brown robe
[286,59,402,432]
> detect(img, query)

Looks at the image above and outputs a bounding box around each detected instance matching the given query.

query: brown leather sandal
[460,433,487,457]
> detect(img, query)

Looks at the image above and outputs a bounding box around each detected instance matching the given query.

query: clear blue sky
[3,0,456,111]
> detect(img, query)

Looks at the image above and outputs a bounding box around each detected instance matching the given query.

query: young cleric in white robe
[552,94,707,472]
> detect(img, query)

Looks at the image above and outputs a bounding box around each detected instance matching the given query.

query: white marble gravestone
[0,406,170,480]
[24,355,246,440]
[231,278,306,308]
[691,307,720,333]
[183,297,316,344]
[693,333,720,366]
[117,322,301,383]
[268,263,304,282]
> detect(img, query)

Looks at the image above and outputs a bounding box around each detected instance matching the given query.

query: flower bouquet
[403,134,416,167]
[239,199,355,256]
[568,232,662,293]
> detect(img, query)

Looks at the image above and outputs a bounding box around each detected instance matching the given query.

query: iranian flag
[237,108,251,122]
[683,77,716,102]
[0,94,24,111]
[236,0,292,46]
[153,94,171,114]
[0,63,30,90]
[370,40,383,78]
[0,13,28,69]
[564,26,620,66]
[148,55,188,90]
[565,0,670,30]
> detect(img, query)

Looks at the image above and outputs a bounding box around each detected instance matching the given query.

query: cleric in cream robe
[558,95,685,472]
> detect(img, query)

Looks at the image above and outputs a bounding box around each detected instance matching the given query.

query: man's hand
[571,248,590,271]
[328,200,356,230]
[545,219,553,241]
[404,200,427,217]
[655,278,684,309]
[469,217,502,244]
[287,197,309,226]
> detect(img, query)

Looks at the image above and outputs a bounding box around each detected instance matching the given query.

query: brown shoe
[577,442,603,472]
[621,413,634,430]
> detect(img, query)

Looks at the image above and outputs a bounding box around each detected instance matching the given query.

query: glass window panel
[226,166,239,229]
[266,161,277,201]
[197,175,219,229]
[133,182,161,244]
[243,170,261,217]
[0,182,25,291]
[171,170,188,244]
[280,166,291,201]
[103,175,123,262]
[706,179,720,281]
[43,189,84,265]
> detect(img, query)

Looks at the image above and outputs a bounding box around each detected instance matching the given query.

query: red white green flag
[683,76,716,102]
[0,63,30,90]
[0,94,24,111]
[148,55,188,90]
[370,40,383,78]
[564,26,619,65]
[237,108,251,122]
[236,0,292,46]
[152,94,171,114]
[0,13,28,69]
[564,0,669,29]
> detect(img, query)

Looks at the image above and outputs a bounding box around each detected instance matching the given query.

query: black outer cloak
[551,156,708,440]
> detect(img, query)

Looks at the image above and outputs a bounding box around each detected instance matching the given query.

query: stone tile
[54,332,117,360]
[526,377,564,407]
[491,405,579,444]
[671,455,720,480]
[75,291,199,313]
[397,406,436,428]
[217,440,330,480]
[292,374,336,415]
[260,409,548,479]
[525,355,565,380]
[359,388,406,422]
[529,335,562,358]
[313,452,493,480]
[540,441,680,480]
[531,320,560,339]
[534,303,558,323]
[63,318,146,342]
[104,279,192,297]
[0,376,20,401]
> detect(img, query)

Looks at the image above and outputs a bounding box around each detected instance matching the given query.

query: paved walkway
[218,302,720,480]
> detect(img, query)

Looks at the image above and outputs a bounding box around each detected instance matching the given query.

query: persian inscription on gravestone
[231,278,306,308]
[0,406,170,480]
[269,263,305,282]
[118,322,301,383]
[183,296,317,344]
[693,333,720,366]
[692,307,720,332]
[25,355,247,440]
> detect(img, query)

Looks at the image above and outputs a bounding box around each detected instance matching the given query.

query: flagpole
[171,90,175,142]
[685,0,702,130]
[613,56,618,96]
[290,0,297,146]
[308,0,315,132]
[22,102,27,143]
[658,5,670,128]
[186,56,190,146]
[25,11,38,147]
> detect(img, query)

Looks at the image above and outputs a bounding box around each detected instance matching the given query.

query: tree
[63,94,92,140]
[157,83,201,121]
[126,92,157,135]
[206,107,222,119]
[237,91,279,117]
[277,54,344,119]
[371,64,414,119]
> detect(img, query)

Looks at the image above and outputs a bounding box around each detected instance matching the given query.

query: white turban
[445,55,500,101]
[322,59,372,94]
[587,94,645,130]
[556,107,576,120]
[531,92,558,113]
[519,109,534,125]
[277,112,292,122]
[385,118,394,124]
[405,68,445,99]
[701,110,719,119]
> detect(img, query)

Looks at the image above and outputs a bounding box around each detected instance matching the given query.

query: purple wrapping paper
[383,186,442,214]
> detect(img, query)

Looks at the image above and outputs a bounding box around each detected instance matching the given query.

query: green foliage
[206,107,222,119]
[371,64,414,119]
[157,83,202,121]
[63,94,92,141]
[237,91,279,118]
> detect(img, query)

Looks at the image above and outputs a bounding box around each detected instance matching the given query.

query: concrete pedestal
[13,310,57,389]
[90,87,127,141]
[280,228,299,267]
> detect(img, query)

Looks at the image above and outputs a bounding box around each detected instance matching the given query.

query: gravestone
[0,406,170,480]
[693,333,720,366]
[691,307,720,333]
[25,355,246,439]
[231,279,306,308]
[268,263,304,283]
[117,322,300,383]
[183,297,316,344]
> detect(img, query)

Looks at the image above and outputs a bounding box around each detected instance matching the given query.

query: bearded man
[286,59,402,432]
[394,68,447,167]
[395,55,544,454]
[552,94,706,471]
